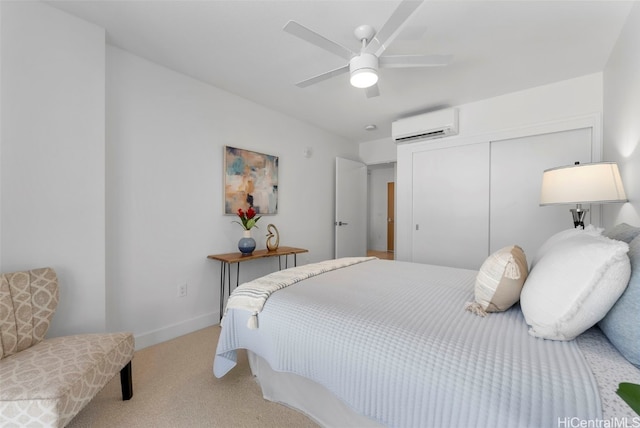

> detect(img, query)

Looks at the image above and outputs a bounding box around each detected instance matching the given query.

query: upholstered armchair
[0,267,134,427]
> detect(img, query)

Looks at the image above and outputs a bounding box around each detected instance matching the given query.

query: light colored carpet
[67,326,318,428]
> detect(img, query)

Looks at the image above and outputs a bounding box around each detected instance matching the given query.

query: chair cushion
[0,332,134,427]
[0,268,58,359]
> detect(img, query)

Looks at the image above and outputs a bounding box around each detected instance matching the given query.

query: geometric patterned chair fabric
[0,267,134,427]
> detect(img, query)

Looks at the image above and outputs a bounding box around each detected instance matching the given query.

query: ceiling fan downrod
[354,24,375,48]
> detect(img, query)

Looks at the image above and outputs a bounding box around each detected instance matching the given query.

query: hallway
[367,250,394,260]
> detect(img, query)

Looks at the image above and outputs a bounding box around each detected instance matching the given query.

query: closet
[411,127,594,269]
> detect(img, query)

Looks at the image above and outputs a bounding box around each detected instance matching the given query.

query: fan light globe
[350,53,379,89]
[350,69,378,88]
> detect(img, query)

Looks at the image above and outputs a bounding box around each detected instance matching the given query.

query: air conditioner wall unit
[392,108,459,144]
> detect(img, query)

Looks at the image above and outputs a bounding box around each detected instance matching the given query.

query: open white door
[335,157,367,258]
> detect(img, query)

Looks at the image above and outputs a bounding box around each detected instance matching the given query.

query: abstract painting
[224,146,278,215]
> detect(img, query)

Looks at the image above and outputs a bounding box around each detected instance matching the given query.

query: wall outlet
[177,283,187,298]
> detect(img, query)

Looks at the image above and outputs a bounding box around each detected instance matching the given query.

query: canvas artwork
[224,146,278,215]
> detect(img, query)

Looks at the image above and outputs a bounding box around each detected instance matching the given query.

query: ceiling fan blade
[295,65,349,88]
[365,84,380,98]
[284,20,355,61]
[364,0,424,57]
[379,54,453,68]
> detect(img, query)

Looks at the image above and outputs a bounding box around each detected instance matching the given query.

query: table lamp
[540,161,628,228]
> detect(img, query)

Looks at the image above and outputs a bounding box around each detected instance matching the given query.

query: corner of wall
[359,137,397,165]
[603,2,640,228]
[134,312,219,350]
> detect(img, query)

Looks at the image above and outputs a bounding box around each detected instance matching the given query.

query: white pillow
[521,233,630,341]
[530,224,603,269]
[465,245,528,317]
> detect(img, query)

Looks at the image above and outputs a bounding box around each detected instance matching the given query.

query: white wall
[396,73,604,261]
[603,2,640,228]
[106,47,357,348]
[1,2,3,267]
[359,137,396,165]
[1,1,106,336]
[1,1,358,348]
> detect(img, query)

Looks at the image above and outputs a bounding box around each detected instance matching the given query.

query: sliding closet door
[489,128,593,259]
[412,143,490,269]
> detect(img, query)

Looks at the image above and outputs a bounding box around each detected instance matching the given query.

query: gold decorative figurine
[266,224,280,251]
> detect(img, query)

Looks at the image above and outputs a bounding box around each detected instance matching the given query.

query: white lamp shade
[540,162,628,205]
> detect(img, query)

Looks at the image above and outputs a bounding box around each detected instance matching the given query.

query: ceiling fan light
[349,53,379,89]
[350,69,378,88]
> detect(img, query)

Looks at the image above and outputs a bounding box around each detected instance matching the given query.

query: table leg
[236,263,240,290]
[227,262,232,304]
[219,261,226,322]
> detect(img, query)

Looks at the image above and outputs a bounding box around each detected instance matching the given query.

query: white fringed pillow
[521,233,630,341]
[530,224,603,269]
[465,245,528,317]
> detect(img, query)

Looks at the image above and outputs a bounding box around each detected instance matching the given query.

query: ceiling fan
[283,0,452,98]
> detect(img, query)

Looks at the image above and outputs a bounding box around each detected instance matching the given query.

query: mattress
[214,259,635,427]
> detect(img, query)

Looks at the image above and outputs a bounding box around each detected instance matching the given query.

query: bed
[214,225,640,427]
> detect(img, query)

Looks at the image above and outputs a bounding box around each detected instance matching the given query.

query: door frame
[387,182,395,252]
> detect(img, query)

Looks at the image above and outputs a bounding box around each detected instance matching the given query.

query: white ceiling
[45,0,634,144]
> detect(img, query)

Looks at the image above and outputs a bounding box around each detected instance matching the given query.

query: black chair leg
[120,361,133,400]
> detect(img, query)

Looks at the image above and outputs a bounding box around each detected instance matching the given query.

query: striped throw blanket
[223,257,376,329]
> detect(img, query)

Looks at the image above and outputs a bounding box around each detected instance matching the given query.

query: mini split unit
[392,108,459,143]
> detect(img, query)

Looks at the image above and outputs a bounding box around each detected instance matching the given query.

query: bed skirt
[248,351,383,427]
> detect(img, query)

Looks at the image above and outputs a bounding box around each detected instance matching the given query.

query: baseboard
[134,311,219,350]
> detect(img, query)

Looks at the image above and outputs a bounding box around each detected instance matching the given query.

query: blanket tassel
[247,313,259,330]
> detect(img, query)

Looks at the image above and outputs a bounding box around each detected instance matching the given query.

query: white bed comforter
[214,259,601,427]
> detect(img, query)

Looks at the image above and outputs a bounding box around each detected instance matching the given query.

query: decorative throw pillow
[521,233,630,341]
[465,245,528,317]
[603,223,640,243]
[599,232,640,367]
[530,224,602,269]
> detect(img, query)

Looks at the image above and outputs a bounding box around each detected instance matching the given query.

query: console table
[208,246,309,321]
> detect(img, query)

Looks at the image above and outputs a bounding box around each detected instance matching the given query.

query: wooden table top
[207,246,308,264]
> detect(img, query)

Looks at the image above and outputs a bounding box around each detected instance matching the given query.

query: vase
[238,229,256,255]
